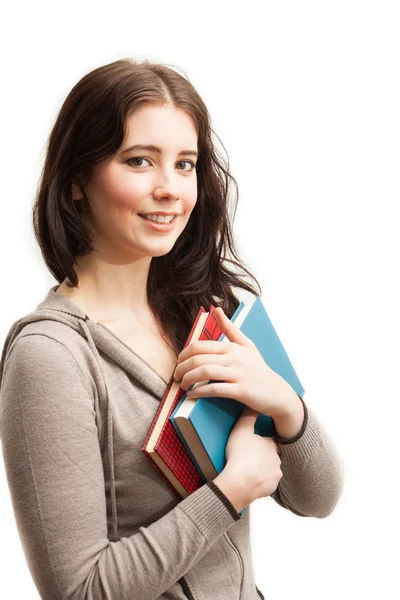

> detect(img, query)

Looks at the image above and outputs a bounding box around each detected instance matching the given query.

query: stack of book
[141,296,304,514]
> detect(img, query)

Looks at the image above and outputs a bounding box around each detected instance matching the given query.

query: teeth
[142,214,175,224]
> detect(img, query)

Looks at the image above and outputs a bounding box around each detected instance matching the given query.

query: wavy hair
[32,57,262,355]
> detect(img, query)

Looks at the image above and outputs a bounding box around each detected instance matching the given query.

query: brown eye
[126,157,150,167]
[177,160,196,171]
[126,157,196,171]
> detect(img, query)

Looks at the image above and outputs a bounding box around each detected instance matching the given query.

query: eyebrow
[121,144,198,158]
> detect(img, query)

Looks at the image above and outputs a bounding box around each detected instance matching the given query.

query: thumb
[234,406,259,428]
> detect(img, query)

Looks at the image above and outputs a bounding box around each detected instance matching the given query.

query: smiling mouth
[138,215,178,223]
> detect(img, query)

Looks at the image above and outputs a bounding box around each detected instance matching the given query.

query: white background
[1,1,399,598]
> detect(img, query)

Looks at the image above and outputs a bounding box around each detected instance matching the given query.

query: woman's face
[73,103,198,260]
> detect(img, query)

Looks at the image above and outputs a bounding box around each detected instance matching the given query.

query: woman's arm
[0,335,239,600]
[270,397,345,518]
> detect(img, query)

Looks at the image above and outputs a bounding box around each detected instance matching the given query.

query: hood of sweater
[0,284,170,541]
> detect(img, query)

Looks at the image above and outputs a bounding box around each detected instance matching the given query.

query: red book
[141,305,222,499]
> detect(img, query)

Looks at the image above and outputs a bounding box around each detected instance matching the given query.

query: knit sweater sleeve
[0,335,239,600]
[270,395,345,518]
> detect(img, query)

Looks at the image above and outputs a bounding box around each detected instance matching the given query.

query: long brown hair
[32,57,262,355]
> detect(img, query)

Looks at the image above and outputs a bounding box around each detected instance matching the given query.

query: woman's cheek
[187,195,197,213]
[184,184,198,211]
[113,179,146,210]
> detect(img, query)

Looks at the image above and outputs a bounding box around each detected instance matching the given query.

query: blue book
[170,296,305,515]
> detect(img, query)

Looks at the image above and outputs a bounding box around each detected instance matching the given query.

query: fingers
[232,407,258,432]
[241,406,259,419]
[236,409,281,458]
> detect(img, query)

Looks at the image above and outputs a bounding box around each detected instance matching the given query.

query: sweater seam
[15,339,87,600]
[19,402,63,599]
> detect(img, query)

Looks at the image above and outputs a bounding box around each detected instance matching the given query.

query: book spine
[141,447,183,500]
[141,307,206,451]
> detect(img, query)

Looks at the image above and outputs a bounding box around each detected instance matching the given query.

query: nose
[153,170,181,203]
[153,185,181,203]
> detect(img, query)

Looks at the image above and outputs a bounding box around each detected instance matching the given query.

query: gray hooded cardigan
[0,285,344,599]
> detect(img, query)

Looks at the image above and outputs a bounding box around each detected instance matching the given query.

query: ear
[72,181,84,201]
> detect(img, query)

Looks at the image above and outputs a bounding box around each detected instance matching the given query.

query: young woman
[0,58,344,600]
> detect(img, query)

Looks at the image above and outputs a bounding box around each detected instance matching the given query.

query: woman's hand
[213,407,283,512]
[173,306,299,419]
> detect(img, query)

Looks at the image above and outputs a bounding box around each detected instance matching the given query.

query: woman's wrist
[212,467,252,514]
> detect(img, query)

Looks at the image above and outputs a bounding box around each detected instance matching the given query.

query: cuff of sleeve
[273,397,321,464]
[206,480,241,520]
[177,480,240,546]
